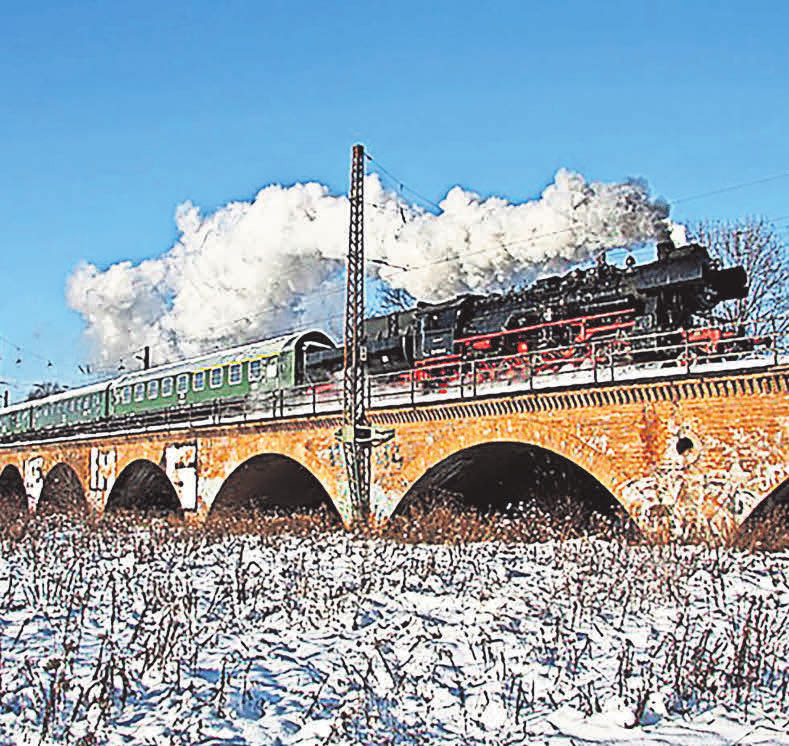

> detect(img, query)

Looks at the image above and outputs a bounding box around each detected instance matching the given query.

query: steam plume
[67,169,680,367]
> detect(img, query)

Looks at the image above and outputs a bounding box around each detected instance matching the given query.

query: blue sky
[1,0,787,399]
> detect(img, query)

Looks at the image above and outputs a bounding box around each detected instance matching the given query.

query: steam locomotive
[305,240,748,379]
[0,240,750,440]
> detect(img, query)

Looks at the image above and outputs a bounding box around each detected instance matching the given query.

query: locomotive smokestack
[656,239,676,260]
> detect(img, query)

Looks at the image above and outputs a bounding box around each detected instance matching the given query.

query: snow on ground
[1,518,789,745]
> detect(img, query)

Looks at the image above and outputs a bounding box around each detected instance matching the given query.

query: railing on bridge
[362,315,789,410]
[234,315,789,420]
[3,317,789,442]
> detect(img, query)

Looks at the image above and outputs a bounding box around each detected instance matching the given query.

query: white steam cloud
[67,169,682,368]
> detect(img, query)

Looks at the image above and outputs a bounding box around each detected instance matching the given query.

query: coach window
[133,383,145,402]
[176,374,189,394]
[266,360,278,379]
[162,377,173,396]
[210,367,223,388]
[148,380,159,399]
[122,386,132,404]
[229,363,242,385]
[193,371,205,391]
[248,359,262,381]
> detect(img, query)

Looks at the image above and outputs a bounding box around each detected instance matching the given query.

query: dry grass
[1,509,788,744]
[4,492,789,552]
[732,505,789,552]
[369,491,636,545]
[1,500,789,743]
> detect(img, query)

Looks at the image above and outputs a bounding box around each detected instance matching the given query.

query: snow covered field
[2,517,789,745]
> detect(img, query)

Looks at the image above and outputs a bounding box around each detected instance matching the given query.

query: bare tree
[26,381,68,401]
[689,217,789,333]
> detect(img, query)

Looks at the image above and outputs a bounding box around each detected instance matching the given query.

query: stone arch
[104,459,181,516]
[377,418,631,524]
[0,464,27,518]
[391,440,627,533]
[208,453,340,524]
[732,476,789,550]
[38,463,88,516]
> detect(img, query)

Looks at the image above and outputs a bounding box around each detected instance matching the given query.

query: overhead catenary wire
[89,202,789,373]
[364,152,444,214]
[88,161,789,366]
[94,219,590,368]
[0,334,55,367]
[17,160,789,387]
[672,171,789,205]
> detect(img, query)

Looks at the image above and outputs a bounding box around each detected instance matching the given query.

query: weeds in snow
[0,507,787,743]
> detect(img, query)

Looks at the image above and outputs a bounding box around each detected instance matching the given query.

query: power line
[0,335,55,369]
[365,152,444,214]
[672,171,789,205]
[24,157,789,383]
[78,218,641,369]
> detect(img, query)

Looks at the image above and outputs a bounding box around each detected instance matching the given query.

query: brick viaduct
[2,366,789,543]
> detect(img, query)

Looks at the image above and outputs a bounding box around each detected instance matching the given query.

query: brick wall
[1,368,788,541]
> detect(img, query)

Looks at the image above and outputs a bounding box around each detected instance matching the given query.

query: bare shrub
[371,491,636,545]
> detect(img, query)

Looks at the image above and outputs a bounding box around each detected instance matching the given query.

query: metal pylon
[337,143,393,524]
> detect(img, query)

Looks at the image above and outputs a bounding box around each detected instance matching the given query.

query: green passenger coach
[0,330,335,439]
[108,330,335,418]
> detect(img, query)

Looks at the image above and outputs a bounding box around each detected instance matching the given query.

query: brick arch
[105,459,181,516]
[731,474,789,547]
[0,464,27,518]
[38,462,88,515]
[207,452,341,524]
[373,418,632,525]
[737,456,789,528]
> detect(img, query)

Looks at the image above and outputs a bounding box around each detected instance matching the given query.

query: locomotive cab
[414,296,476,361]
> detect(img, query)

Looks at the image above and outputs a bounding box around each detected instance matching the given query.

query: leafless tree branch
[689,217,789,335]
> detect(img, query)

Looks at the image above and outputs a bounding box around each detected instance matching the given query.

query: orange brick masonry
[2,367,789,542]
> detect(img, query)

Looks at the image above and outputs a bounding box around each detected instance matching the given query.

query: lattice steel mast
[338,144,393,523]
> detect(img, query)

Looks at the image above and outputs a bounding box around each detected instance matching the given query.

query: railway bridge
[2,358,789,543]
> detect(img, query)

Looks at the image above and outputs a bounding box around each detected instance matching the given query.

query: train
[0,239,750,441]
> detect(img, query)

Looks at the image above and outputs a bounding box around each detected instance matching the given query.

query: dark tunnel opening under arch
[38,463,88,516]
[104,459,182,517]
[0,465,27,519]
[394,442,629,537]
[734,477,789,550]
[208,454,340,524]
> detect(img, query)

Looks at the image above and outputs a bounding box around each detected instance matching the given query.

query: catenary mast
[338,144,393,523]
